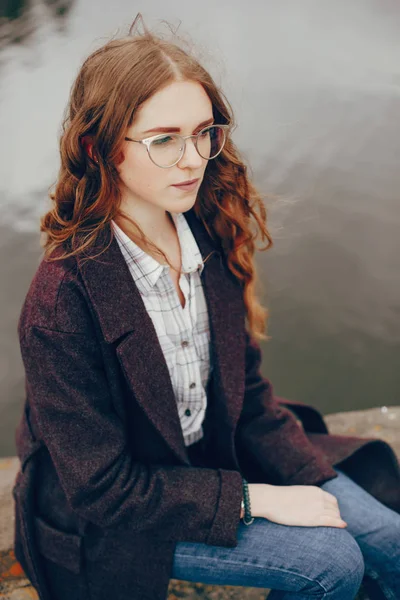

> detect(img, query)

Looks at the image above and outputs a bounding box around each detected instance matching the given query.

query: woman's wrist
[246,483,274,519]
[240,482,272,520]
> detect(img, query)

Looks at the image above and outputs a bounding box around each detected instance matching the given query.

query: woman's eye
[153,136,173,146]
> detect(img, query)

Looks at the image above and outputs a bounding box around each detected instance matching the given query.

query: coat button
[181,340,189,348]
[185,408,191,416]
[189,382,196,389]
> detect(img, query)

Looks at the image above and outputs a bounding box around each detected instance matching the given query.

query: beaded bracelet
[241,477,254,525]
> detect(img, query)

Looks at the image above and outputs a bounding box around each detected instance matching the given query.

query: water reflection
[0,0,75,49]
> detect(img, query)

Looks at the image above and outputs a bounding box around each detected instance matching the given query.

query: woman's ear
[80,135,99,163]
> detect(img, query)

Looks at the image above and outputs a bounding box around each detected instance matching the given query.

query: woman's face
[117,80,213,216]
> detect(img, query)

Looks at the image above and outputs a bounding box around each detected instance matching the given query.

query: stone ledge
[324,406,400,457]
[1,406,399,599]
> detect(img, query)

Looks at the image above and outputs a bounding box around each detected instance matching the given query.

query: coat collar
[78,207,246,465]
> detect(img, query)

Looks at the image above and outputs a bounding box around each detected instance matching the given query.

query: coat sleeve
[18,319,243,548]
[235,330,338,486]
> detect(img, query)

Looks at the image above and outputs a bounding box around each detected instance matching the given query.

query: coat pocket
[33,515,82,575]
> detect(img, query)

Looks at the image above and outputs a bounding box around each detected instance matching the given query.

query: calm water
[1,0,399,457]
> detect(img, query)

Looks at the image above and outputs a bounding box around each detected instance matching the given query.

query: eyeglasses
[124,124,231,169]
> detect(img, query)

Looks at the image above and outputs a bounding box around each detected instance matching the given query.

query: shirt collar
[170,211,204,276]
[111,212,204,295]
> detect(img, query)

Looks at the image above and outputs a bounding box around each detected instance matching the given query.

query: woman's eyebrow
[142,117,214,135]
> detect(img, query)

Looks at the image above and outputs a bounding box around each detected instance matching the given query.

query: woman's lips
[171,178,199,192]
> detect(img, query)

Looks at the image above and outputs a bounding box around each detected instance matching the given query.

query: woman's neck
[114,207,181,270]
[116,197,174,244]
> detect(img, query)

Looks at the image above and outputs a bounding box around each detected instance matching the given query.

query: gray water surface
[1,0,399,456]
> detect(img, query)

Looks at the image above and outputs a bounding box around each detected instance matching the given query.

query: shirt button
[189,382,196,389]
[181,340,189,348]
[185,408,191,416]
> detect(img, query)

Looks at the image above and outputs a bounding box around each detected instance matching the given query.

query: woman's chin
[167,193,198,213]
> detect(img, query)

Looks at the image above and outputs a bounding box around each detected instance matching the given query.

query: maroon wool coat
[13,207,400,600]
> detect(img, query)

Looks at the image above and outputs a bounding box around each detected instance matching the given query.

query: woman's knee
[303,528,365,598]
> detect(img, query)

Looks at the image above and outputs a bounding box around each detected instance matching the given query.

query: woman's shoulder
[18,249,92,340]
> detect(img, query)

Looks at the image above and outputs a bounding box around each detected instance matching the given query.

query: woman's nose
[177,137,204,169]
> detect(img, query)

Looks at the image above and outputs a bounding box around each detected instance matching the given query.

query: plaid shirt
[111,212,213,446]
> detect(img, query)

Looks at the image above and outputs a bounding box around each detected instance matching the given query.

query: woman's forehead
[132,80,213,133]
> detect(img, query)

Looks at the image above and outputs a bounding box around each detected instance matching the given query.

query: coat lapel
[185,210,246,468]
[78,208,246,465]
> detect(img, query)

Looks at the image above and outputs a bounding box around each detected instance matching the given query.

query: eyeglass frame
[124,123,233,169]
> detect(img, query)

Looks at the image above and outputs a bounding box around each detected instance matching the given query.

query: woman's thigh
[171,510,364,598]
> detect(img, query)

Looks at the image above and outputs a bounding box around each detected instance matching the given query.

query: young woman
[13,15,400,600]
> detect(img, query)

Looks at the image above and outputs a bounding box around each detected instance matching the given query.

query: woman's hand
[248,483,347,528]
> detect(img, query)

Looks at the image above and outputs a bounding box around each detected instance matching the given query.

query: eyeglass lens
[149,125,226,168]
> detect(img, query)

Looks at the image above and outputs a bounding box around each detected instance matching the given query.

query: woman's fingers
[323,506,342,518]
[319,514,347,528]
[323,491,339,507]
[321,493,345,525]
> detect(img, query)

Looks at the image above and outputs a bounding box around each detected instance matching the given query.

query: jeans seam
[173,553,329,596]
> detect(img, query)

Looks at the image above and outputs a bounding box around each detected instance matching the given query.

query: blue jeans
[171,469,400,599]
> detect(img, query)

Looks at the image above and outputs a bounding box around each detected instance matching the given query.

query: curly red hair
[41,20,273,340]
